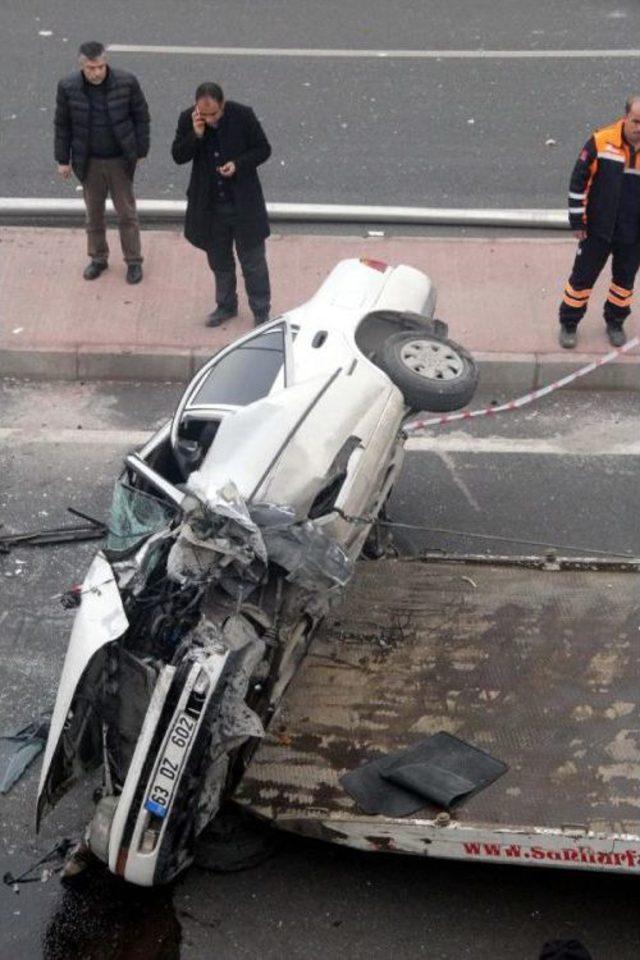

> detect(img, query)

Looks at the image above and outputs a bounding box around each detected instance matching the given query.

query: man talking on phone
[171,82,272,327]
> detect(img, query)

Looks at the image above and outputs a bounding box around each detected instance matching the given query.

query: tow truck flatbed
[235,558,640,874]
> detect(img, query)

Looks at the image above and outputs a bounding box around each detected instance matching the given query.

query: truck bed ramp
[235,559,640,874]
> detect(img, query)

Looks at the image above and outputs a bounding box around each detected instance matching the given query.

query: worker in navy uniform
[171,82,272,327]
[558,96,640,349]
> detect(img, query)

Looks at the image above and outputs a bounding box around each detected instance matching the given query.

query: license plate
[145,711,198,819]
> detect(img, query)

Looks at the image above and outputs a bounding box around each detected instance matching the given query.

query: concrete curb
[1,344,637,392]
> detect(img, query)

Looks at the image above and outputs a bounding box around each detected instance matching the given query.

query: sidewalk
[1,226,638,390]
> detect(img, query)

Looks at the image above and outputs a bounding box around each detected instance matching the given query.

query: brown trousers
[83,157,142,264]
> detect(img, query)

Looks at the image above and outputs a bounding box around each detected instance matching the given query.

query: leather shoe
[253,312,270,326]
[606,324,626,347]
[83,260,108,281]
[205,305,238,327]
[126,263,143,284]
[558,326,577,349]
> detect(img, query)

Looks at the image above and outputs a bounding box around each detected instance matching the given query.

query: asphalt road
[2,1,640,207]
[1,378,640,960]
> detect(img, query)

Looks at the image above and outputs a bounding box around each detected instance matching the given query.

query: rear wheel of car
[380,331,478,412]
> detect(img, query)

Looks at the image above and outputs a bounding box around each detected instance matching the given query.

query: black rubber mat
[341,732,508,816]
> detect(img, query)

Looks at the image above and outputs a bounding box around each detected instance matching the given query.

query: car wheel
[380,331,478,412]
[194,804,281,873]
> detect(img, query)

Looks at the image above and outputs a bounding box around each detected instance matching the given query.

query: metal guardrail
[0,197,569,229]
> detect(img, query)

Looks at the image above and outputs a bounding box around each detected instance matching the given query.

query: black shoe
[559,325,578,349]
[126,263,143,284]
[83,260,108,281]
[253,312,270,326]
[205,305,238,328]
[606,323,626,347]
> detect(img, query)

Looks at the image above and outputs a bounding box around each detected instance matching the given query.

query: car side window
[191,327,286,407]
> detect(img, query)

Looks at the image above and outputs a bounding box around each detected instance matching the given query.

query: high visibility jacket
[568,119,640,243]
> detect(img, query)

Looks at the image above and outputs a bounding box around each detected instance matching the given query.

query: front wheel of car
[380,331,478,412]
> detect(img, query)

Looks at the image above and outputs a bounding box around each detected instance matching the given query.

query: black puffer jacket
[171,101,271,248]
[54,67,150,182]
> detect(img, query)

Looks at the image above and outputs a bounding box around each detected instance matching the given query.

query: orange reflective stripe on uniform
[607,291,634,308]
[610,282,633,298]
[565,283,592,301]
[563,293,588,308]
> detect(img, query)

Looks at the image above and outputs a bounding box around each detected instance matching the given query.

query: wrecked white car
[37,257,478,886]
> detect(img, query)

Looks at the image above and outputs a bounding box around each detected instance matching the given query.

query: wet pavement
[1,379,639,959]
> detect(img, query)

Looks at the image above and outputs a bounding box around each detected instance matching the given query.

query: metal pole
[0,197,569,229]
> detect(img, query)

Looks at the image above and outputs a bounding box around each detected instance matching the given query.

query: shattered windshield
[105,479,176,558]
[192,327,285,408]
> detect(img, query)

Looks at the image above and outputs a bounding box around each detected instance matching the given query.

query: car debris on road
[1,710,51,795]
[0,508,106,554]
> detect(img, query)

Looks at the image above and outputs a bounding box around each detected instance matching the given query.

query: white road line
[1,427,639,457]
[107,43,640,60]
[108,44,640,60]
[406,435,640,456]
[435,451,482,512]
[0,428,151,446]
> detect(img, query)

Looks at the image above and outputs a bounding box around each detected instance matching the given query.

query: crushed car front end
[37,479,357,885]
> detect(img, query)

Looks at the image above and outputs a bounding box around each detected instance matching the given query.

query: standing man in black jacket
[54,41,150,284]
[558,97,640,348]
[172,82,272,326]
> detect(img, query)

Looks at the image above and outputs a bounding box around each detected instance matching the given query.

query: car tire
[380,330,478,412]
[195,804,281,873]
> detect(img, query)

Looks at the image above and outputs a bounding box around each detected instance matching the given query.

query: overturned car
[37,257,478,886]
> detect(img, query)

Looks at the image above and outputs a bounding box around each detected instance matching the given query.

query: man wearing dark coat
[171,82,272,326]
[54,41,150,284]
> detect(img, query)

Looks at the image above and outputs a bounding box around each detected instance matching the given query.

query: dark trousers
[205,206,270,318]
[559,235,640,328]
[83,157,142,265]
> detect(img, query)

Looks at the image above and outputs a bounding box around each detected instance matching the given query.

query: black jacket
[54,67,150,182]
[567,119,640,242]
[171,101,271,249]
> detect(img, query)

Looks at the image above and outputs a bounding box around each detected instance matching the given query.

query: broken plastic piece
[262,520,353,591]
[167,483,267,592]
[0,711,51,794]
[249,501,353,590]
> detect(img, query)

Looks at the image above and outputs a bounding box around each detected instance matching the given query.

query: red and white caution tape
[403,336,639,434]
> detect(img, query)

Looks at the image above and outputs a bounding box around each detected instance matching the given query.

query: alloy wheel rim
[399,339,464,381]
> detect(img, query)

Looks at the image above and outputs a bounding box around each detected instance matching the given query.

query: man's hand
[218,161,236,178]
[192,108,206,138]
[57,164,71,180]
[573,229,587,242]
